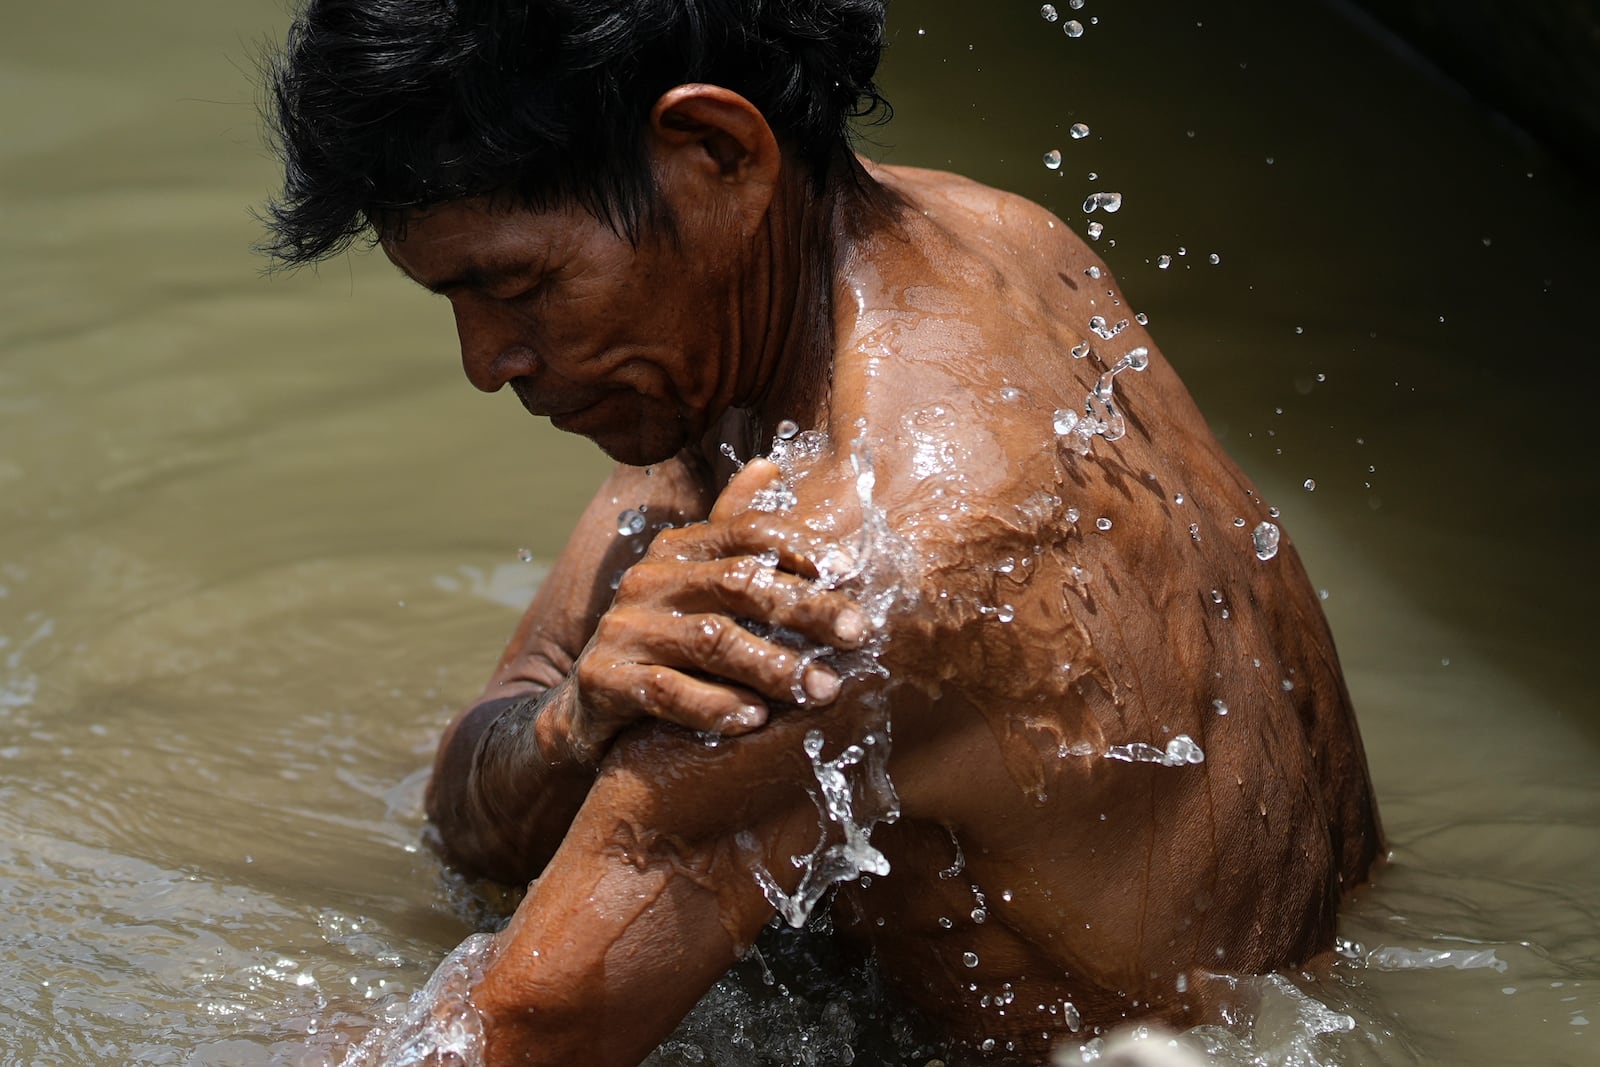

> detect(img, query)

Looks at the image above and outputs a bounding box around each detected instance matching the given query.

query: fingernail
[723,705,766,732]
[834,609,867,645]
[803,665,841,703]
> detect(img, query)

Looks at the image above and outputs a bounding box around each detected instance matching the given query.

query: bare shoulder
[864,160,1092,267]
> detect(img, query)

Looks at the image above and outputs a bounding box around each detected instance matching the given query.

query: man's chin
[552,411,687,467]
[580,431,677,466]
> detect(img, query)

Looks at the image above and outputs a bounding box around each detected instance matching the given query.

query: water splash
[1251,521,1281,561]
[339,933,495,1067]
[1103,735,1205,766]
[748,728,899,929]
[617,509,647,537]
[1364,945,1509,973]
[1053,346,1152,455]
[1082,191,1124,214]
[1182,974,1356,1067]
[744,432,914,928]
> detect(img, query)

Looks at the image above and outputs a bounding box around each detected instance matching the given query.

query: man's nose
[451,300,534,393]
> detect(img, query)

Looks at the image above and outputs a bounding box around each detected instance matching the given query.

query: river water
[1,1,1596,1064]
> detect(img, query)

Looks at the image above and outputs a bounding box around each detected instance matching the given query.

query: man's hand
[552,459,868,765]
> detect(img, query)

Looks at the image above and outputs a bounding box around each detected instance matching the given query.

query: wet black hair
[259,0,892,265]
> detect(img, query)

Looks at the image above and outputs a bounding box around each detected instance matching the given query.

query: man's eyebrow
[411,260,527,296]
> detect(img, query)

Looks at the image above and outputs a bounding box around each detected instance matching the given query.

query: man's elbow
[424,697,539,884]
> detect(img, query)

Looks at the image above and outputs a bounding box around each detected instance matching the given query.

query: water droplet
[964,951,981,968]
[1252,521,1281,561]
[1122,346,1150,371]
[1135,311,1149,325]
[1095,517,1112,531]
[1157,254,1172,269]
[999,386,1023,402]
[1303,478,1316,491]
[1085,265,1102,279]
[1208,252,1221,265]
[1070,122,1090,139]
[1063,19,1084,37]
[1001,889,1014,902]
[1294,325,1304,335]
[939,916,954,929]
[516,547,534,562]
[1319,588,1329,600]
[971,907,988,924]
[1040,2,1059,20]
[1053,408,1080,435]
[1209,589,1223,604]
[1043,148,1063,170]
[1082,191,1123,214]
[1232,516,1246,527]
[1087,221,1104,240]
[1268,505,1280,518]
[1213,699,1229,715]
[1069,0,1084,7]
[1065,507,1081,524]
[1071,340,1091,358]
[617,509,647,536]
[1189,522,1201,542]
[1281,678,1294,691]
[1173,492,1184,504]
[775,418,800,440]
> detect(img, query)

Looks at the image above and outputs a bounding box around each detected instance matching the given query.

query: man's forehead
[381,200,548,292]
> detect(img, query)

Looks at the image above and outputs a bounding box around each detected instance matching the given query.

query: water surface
[2,1,1596,1064]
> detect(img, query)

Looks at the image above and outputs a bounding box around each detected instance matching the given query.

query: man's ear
[646,84,782,234]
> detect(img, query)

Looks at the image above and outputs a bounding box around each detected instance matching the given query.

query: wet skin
[385,86,1382,1065]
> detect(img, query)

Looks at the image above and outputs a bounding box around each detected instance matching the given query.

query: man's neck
[716,157,888,468]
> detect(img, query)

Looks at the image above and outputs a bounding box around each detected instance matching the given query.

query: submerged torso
[719,163,1382,1055]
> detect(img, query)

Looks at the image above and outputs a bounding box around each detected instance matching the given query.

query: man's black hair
[260,0,892,265]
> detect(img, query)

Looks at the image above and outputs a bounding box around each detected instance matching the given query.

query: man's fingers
[669,614,844,706]
[618,558,865,649]
[591,662,771,736]
[650,511,824,580]
[709,457,784,523]
[590,605,844,706]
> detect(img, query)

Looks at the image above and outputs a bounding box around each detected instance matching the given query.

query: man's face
[382,197,741,466]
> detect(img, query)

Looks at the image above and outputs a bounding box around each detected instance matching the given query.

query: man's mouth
[510,377,610,433]
[511,378,585,420]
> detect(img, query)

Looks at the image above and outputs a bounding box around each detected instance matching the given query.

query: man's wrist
[525,680,598,769]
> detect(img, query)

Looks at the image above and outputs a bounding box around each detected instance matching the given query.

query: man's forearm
[425,688,596,885]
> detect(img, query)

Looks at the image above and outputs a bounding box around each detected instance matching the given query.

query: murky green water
[2,1,1596,1064]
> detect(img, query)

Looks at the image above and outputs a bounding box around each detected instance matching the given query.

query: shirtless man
[263,2,1382,1063]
